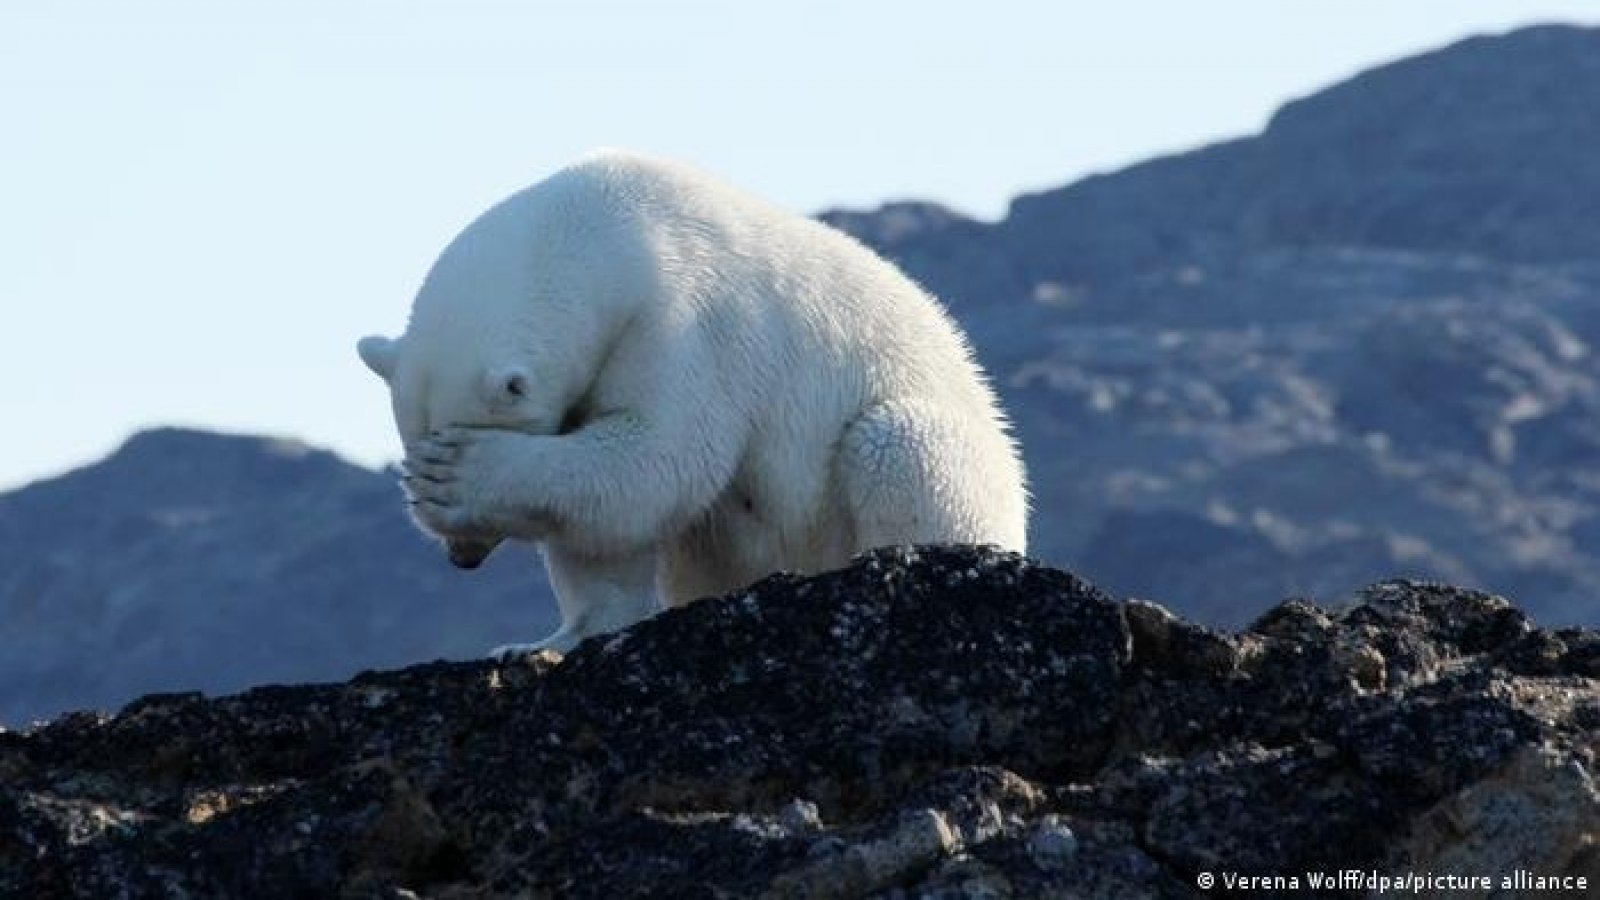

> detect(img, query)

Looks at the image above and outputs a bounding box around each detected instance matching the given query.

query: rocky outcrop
[4,545,1596,897]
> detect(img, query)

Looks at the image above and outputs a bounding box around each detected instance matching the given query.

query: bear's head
[358,181,632,567]
[357,329,547,569]
[356,332,561,449]
[359,162,657,567]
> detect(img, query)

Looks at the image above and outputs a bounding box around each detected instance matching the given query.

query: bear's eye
[505,373,528,399]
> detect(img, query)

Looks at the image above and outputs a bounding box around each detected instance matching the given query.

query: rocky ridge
[3,545,1596,897]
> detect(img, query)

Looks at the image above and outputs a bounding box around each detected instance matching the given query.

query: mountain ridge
[823,23,1600,307]
[0,427,558,726]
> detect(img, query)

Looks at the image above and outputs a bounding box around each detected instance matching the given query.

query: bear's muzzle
[447,536,503,569]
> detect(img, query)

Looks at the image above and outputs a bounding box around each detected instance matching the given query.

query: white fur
[358,150,1028,655]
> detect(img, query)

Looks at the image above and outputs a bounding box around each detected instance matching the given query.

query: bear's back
[564,152,997,403]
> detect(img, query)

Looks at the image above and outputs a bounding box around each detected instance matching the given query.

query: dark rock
[3,545,1595,897]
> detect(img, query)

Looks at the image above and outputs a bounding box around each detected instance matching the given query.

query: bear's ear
[482,365,531,406]
[357,335,399,382]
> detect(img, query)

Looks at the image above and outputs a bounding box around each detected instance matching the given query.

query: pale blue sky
[3,1,1596,491]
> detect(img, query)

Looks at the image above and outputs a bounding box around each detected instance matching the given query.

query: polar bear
[357,150,1027,655]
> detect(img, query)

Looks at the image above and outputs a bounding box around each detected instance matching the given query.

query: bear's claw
[491,629,575,659]
[400,426,518,537]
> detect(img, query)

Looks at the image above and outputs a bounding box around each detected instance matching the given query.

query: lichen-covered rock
[2,547,1596,897]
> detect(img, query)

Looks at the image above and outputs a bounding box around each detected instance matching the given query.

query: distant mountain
[7,24,1600,724]
[0,429,558,725]
[823,24,1600,308]
[821,24,1600,627]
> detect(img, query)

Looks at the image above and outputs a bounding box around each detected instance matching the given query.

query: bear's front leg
[491,543,660,658]
[408,411,731,547]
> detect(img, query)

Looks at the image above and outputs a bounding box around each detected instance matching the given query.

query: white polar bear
[357,150,1027,656]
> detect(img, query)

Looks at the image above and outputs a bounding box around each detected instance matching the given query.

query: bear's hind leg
[838,400,1026,553]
